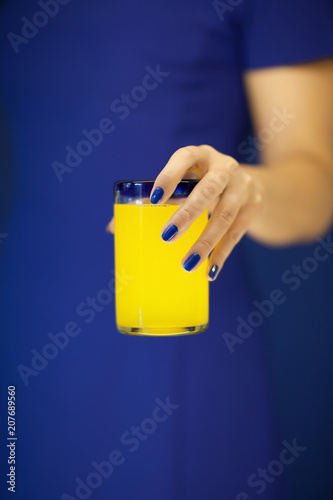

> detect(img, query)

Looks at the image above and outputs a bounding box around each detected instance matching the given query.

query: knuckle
[199,144,214,155]
[217,207,235,226]
[226,193,239,205]
[242,172,253,188]
[200,178,221,199]
[253,193,264,214]
[215,169,230,187]
[229,231,242,243]
[249,192,264,213]
[177,146,197,164]
[161,170,174,182]
[254,192,263,206]
[225,156,239,175]
[177,207,193,223]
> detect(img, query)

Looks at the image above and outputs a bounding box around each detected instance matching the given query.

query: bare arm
[147,60,333,280]
[243,59,333,246]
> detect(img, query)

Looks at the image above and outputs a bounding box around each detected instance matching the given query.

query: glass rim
[114,179,199,201]
[114,179,199,186]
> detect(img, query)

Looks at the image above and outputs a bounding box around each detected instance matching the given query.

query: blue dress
[0,1,332,499]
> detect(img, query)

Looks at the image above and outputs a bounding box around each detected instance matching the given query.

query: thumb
[106,216,115,234]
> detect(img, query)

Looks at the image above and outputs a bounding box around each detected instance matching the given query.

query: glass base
[117,323,208,336]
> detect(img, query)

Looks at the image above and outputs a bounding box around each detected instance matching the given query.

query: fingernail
[209,265,219,280]
[183,253,201,272]
[162,224,178,242]
[150,187,164,204]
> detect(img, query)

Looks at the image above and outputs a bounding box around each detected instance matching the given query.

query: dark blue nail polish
[150,187,164,204]
[162,225,178,242]
[183,253,201,272]
[209,265,219,280]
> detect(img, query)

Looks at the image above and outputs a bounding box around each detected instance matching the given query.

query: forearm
[243,155,333,246]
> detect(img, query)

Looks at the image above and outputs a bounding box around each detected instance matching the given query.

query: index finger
[150,145,210,204]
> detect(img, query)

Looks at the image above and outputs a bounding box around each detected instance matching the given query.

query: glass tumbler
[114,180,209,336]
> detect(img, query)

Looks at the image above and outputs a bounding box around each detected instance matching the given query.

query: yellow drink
[114,203,209,335]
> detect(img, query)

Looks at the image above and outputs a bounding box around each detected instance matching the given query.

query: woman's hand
[150,145,263,280]
[109,61,333,271]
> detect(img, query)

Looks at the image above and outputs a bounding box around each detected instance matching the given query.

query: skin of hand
[109,59,333,281]
[149,145,263,280]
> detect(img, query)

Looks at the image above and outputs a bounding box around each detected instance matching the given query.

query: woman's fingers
[155,147,239,245]
[180,191,240,272]
[160,168,233,242]
[149,144,263,279]
[150,145,211,204]
[207,192,263,280]
[179,176,263,275]
[109,144,262,279]
[179,183,246,272]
